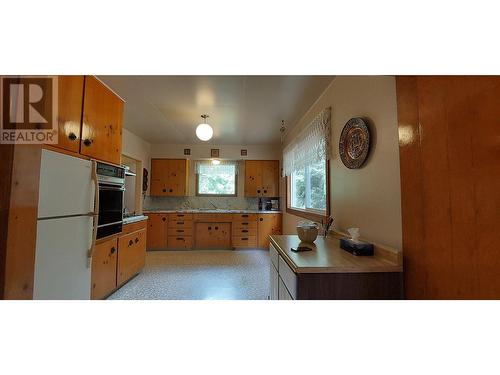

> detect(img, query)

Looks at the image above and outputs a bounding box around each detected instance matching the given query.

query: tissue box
[340,238,374,256]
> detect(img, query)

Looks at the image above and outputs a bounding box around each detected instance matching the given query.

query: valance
[283,107,331,176]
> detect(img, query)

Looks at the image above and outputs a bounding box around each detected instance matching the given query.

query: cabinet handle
[264,190,267,194]
[129,240,133,246]
[259,218,263,222]
[215,226,218,230]
[169,188,173,193]
[242,214,248,218]
[242,238,248,241]
[242,222,248,226]
[177,229,184,233]
[176,237,185,241]
[177,221,184,225]
[177,214,184,217]
[257,189,260,193]
[135,238,139,243]
[110,247,116,254]
[162,188,166,193]
[83,139,92,147]
[162,217,166,222]
[68,132,77,141]
[208,226,212,230]
[242,230,248,233]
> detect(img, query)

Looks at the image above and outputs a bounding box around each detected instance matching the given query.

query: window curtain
[195,160,239,175]
[283,107,331,176]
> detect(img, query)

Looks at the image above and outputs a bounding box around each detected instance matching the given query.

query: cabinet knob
[110,247,116,254]
[129,240,134,246]
[169,188,173,193]
[162,188,167,193]
[208,226,212,230]
[215,226,219,230]
[68,132,77,141]
[162,217,166,222]
[135,238,139,243]
[83,139,92,147]
[264,190,267,194]
[257,190,261,193]
[260,218,263,221]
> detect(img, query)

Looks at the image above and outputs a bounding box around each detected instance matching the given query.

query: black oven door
[97,184,124,239]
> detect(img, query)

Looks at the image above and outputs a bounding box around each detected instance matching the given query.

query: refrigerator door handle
[87,160,100,268]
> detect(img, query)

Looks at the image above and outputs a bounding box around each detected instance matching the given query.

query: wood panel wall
[397,76,500,299]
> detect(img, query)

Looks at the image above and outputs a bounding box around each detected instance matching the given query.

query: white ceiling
[98,76,334,145]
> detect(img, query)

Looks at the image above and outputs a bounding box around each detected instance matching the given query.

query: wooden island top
[269,234,403,274]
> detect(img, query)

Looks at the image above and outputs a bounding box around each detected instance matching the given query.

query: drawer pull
[242,230,248,233]
[177,229,184,233]
[177,221,184,225]
[176,237,185,241]
[242,238,248,241]
[242,222,248,226]
[242,214,248,218]
[177,214,184,217]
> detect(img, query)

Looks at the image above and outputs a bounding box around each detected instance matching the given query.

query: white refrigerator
[33,149,96,299]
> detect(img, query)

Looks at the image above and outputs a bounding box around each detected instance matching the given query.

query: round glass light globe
[196,123,213,141]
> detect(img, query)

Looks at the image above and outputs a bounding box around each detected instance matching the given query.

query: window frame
[195,162,238,197]
[286,160,330,222]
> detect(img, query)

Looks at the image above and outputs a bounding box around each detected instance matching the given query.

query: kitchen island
[269,234,403,300]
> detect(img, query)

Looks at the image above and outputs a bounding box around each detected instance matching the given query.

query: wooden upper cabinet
[150,159,188,196]
[244,160,279,197]
[54,76,84,153]
[81,76,124,165]
[91,237,118,300]
[257,213,282,249]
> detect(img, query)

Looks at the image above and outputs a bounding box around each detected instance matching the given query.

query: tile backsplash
[144,196,259,211]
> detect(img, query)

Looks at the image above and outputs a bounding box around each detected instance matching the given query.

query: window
[291,160,327,212]
[284,107,331,221]
[196,161,237,196]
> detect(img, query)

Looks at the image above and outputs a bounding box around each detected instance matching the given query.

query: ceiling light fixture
[211,159,221,165]
[196,114,213,141]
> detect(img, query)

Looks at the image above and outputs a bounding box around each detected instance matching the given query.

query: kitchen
[2,4,500,374]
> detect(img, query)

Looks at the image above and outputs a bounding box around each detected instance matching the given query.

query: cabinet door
[167,159,188,196]
[261,160,280,197]
[81,76,124,165]
[244,160,262,197]
[270,263,279,300]
[257,214,282,249]
[91,237,118,300]
[150,159,169,196]
[147,214,168,250]
[55,76,84,153]
[195,222,231,249]
[117,229,146,286]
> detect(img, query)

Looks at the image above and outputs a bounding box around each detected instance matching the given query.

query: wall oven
[96,162,125,239]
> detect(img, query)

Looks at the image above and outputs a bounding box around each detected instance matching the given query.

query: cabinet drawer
[232,227,257,237]
[269,243,279,270]
[122,220,147,235]
[167,236,193,249]
[278,255,297,299]
[168,213,193,222]
[232,213,258,221]
[167,227,193,236]
[232,221,257,230]
[278,277,294,300]
[232,236,257,247]
[194,213,231,222]
[167,220,193,229]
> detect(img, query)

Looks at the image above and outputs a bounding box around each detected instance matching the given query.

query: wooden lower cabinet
[257,214,282,249]
[91,237,118,300]
[117,229,146,286]
[195,222,231,249]
[147,213,168,250]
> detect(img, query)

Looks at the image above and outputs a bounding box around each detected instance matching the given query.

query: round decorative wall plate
[339,118,371,169]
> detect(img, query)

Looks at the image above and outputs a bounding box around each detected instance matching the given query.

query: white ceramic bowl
[296,226,318,243]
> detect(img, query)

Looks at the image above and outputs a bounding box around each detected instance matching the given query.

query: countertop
[270,234,403,274]
[123,214,148,224]
[143,209,282,214]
